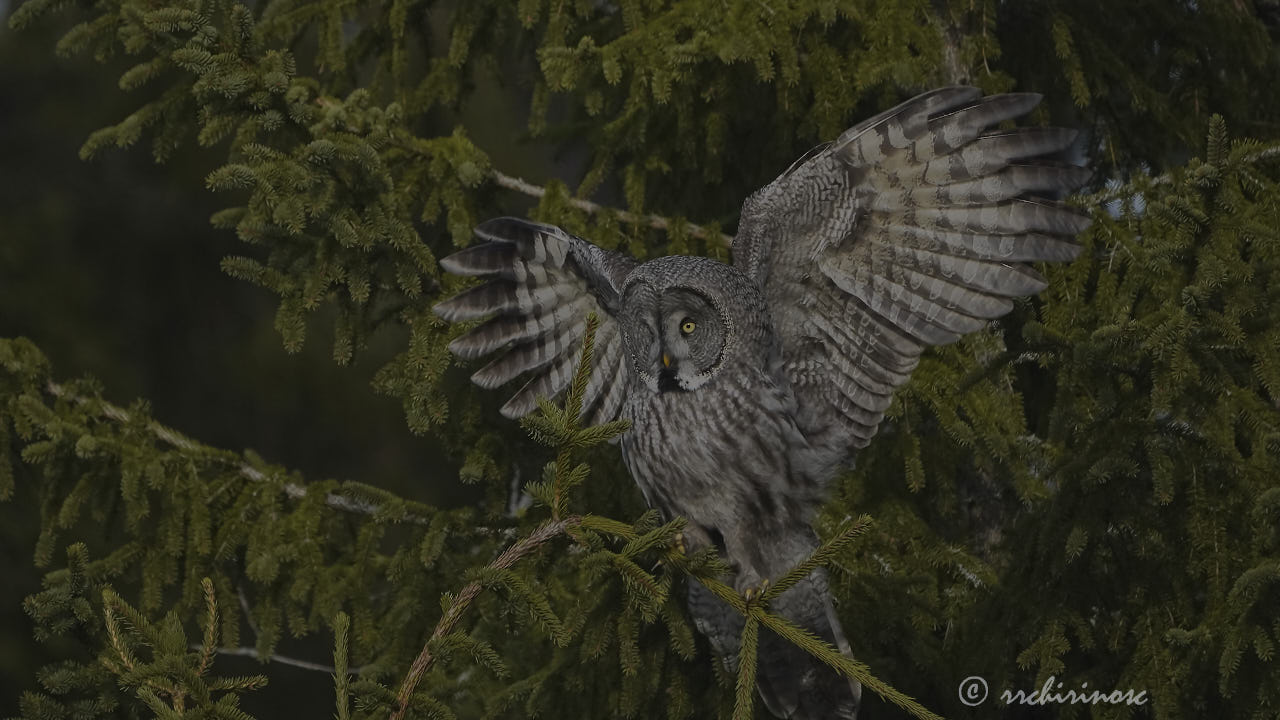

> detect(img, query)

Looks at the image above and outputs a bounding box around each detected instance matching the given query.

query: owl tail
[756,568,861,720]
[688,568,861,719]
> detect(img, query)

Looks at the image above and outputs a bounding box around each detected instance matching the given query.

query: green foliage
[0,342,497,718]
[833,123,1280,717]
[5,0,1280,718]
[1,326,909,719]
[100,578,267,718]
[375,319,916,719]
[732,613,760,720]
[13,0,1275,438]
[1006,121,1280,717]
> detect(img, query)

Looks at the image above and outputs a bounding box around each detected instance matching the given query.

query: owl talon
[743,579,771,602]
[671,532,687,556]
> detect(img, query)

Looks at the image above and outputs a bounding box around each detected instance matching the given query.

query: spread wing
[734,87,1090,453]
[433,217,637,426]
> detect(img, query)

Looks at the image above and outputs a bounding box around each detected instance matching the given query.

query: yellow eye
[680,318,696,335]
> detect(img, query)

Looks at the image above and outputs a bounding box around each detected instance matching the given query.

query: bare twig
[490,170,733,247]
[237,586,261,637]
[391,516,583,720]
[191,644,364,674]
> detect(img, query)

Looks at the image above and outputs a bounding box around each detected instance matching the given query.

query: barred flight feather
[433,218,635,424]
[735,85,1091,461]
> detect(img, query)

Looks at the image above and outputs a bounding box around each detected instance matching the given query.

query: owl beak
[662,353,672,368]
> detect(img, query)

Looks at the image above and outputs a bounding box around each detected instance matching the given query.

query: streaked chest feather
[619,369,812,535]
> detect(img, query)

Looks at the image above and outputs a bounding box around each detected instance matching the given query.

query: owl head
[618,257,770,393]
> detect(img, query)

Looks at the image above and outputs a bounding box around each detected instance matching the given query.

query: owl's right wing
[433,217,636,426]
[733,87,1090,455]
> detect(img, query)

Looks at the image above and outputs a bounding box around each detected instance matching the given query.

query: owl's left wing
[734,87,1090,454]
[433,217,636,426]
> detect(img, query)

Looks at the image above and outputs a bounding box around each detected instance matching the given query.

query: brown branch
[490,170,733,247]
[391,516,583,720]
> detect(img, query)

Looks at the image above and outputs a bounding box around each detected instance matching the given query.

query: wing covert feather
[734,87,1090,455]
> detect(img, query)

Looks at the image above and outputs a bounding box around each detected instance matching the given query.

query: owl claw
[743,578,771,601]
[655,532,686,570]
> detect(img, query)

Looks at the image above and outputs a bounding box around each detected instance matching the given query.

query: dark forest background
[0,14,455,712]
[0,6,607,715]
[3,1,1280,718]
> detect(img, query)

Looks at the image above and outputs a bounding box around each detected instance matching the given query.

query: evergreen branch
[135,688,181,720]
[468,566,567,641]
[196,578,218,677]
[41,381,476,529]
[659,594,698,661]
[333,613,352,720]
[391,516,583,720]
[563,313,599,432]
[578,514,639,539]
[433,631,509,679]
[616,608,641,676]
[763,516,871,601]
[102,588,168,663]
[606,553,667,621]
[689,573,748,616]
[491,170,733,246]
[101,588,191,708]
[679,546,943,720]
[751,609,942,720]
[619,516,686,559]
[103,595,141,675]
[551,314,601,519]
[1085,143,1280,205]
[731,613,760,720]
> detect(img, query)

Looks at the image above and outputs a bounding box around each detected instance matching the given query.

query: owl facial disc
[617,260,735,394]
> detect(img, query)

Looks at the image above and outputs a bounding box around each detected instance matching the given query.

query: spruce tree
[2,1,1279,718]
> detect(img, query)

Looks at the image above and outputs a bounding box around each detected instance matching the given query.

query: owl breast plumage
[614,257,832,583]
[623,364,808,575]
[433,86,1092,719]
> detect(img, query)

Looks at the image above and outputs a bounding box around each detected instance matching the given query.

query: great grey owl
[433,87,1090,719]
